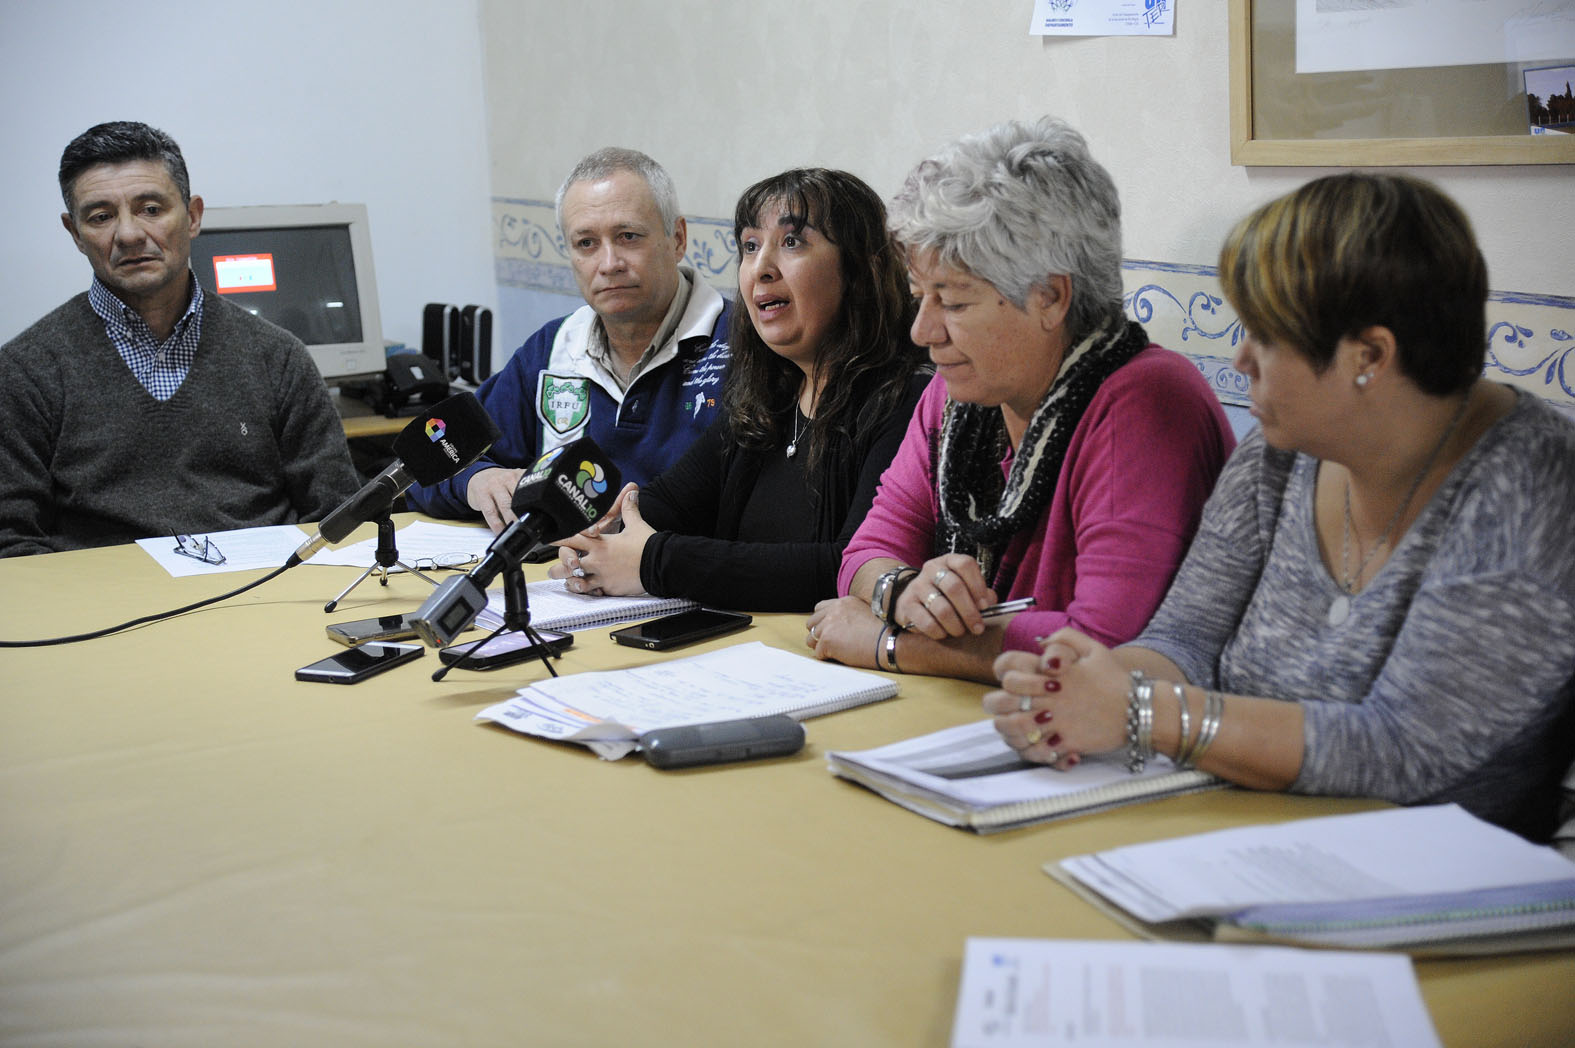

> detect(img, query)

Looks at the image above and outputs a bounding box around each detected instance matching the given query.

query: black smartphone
[438,629,574,669]
[325,613,420,647]
[295,642,424,684]
[523,542,560,564]
[639,715,806,769]
[609,608,752,652]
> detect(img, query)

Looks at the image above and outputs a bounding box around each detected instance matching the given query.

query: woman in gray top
[985,173,1575,839]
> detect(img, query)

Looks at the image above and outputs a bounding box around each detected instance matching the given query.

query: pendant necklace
[1328,393,1470,626]
[785,410,804,458]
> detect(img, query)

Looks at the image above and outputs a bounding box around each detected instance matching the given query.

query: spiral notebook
[826,719,1222,833]
[476,580,697,633]
[476,641,899,759]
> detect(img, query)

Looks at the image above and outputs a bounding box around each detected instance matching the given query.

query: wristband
[870,566,919,626]
[885,568,919,625]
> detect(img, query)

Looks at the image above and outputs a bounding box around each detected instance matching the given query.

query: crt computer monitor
[190,203,385,381]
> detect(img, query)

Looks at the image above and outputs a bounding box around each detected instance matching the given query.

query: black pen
[980,596,1036,618]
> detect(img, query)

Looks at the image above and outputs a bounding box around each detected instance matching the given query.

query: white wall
[0,0,496,350]
[480,0,1573,300]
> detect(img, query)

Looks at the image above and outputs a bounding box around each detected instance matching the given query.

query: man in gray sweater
[0,121,358,558]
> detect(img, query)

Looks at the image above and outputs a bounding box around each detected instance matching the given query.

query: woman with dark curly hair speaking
[551,168,928,611]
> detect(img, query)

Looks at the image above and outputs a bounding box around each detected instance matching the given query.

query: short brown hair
[1218,172,1487,396]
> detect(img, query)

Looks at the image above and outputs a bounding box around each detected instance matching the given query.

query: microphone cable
[0,562,295,647]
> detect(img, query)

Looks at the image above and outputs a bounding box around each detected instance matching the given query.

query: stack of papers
[827,719,1221,833]
[1053,804,1575,955]
[477,642,899,759]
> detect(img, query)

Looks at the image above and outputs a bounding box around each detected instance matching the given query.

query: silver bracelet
[1190,690,1225,767]
[1125,671,1155,774]
[885,626,902,673]
[1172,681,1193,768]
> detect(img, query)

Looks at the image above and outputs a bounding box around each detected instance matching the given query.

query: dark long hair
[724,168,921,477]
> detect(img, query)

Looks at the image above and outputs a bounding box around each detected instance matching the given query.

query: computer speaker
[422,303,461,380]
[460,305,492,384]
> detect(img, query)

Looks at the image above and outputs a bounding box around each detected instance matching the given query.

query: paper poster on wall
[1295,0,1575,74]
[1029,0,1175,36]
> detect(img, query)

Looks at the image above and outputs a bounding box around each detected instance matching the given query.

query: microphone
[410,437,621,647]
[288,392,500,566]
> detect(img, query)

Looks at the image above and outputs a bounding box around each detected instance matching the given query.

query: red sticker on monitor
[212,253,277,294]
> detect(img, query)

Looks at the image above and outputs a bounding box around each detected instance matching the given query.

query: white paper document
[136,525,307,576]
[951,938,1441,1048]
[1030,0,1174,37]
[307,520,495,568]
[477,641,897,759]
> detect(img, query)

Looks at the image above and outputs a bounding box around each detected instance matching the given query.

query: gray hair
[554,146,681,237]
[888,116,1125,343]
[59,121,191,213]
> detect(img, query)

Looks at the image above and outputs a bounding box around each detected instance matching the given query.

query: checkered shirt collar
[87,273,205,401]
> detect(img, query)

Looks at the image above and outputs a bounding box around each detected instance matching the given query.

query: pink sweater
[838,346,1235,652]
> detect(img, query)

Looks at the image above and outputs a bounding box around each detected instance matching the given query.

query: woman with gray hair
[806,117,1234,684]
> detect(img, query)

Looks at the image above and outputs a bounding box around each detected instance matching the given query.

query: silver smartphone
[325,613,421,647]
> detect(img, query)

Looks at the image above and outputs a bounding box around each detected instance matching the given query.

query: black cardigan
[636,371,929,612]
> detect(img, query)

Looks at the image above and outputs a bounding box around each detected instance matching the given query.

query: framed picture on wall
[1230,0,1575,165]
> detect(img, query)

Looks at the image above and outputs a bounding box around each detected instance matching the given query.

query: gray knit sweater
[0,292,359,557]
[1136,390,1575,839]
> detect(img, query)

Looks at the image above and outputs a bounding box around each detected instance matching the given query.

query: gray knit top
[1135,390,1575,839]
[0,292,359,557]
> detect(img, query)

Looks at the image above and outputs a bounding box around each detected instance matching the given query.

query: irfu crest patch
[538,374,590,435]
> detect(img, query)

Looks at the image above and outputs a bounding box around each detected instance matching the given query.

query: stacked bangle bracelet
[1173,684,1224,770]
[1172,682,1192,767]
[1192,690,1224,766]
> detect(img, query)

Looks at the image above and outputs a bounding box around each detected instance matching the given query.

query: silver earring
[1355,373,1371,388]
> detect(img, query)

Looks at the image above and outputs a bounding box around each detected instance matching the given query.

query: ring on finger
[934,568,949,586]
[925,591,941,609]
[1018,696,1032,713]
[1025,728,1042,746]
[1045,749,1059,765]
[809,625,819,642]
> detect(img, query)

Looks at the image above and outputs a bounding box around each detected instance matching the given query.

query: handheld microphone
[410,437,621,648]
[288,392,501,566]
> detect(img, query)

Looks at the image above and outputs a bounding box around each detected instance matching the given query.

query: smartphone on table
[325,613,421,647]
[295,642,424,684]
[438,629,574,670]
[609,609,752,652]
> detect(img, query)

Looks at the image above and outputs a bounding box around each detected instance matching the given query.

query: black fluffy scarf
[933,318,1149,591]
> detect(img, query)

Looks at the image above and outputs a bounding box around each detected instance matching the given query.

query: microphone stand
[431,562,561,681]
[323,507,437,612]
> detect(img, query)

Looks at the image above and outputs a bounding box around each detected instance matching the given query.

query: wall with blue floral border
[493,197,1575,425]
